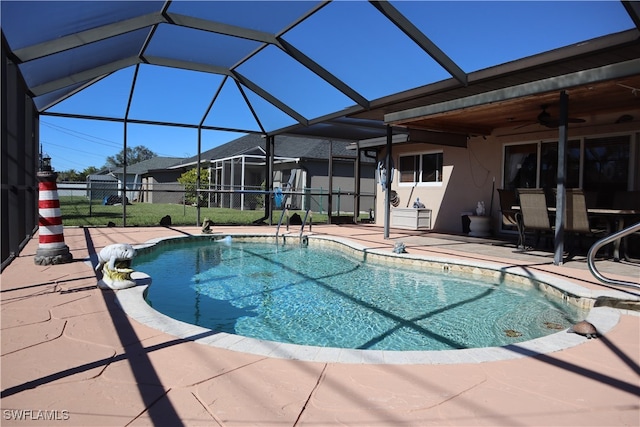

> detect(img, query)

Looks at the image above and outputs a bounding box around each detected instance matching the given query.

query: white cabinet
[391,208,432,230]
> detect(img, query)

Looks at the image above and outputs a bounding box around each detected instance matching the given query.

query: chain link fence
[57,181,374,226]
[200,185,374,216]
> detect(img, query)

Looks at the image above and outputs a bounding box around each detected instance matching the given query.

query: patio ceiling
[2,1,639,143]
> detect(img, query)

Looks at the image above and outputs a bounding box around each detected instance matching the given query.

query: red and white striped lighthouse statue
[34,154,72,265]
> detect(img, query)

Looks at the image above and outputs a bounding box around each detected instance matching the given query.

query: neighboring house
[171,134,376,214]
[110,157,188,204]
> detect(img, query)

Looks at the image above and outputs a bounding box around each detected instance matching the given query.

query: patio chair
[516,188,554,249]
[564,189,609,255]
[497,189,521,247]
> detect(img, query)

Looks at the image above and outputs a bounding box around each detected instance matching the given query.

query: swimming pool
[132,235,590,352]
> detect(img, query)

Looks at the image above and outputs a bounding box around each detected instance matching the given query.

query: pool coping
[113,233,637,365]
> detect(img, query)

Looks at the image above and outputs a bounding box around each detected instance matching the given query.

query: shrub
[177,168,209,206]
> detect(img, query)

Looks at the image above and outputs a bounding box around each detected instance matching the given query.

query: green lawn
[59,196,330,227]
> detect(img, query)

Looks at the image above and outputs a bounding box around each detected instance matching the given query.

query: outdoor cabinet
[391,208,432,230]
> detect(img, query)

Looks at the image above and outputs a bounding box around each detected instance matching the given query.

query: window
[583,135,630,207]
[399,152,443,185]
[503,134,632,207]
[504,143,537,189]
[539,140,581,189]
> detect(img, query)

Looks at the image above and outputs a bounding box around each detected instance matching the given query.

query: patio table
[587,208,640,261]
[512,205,640,261]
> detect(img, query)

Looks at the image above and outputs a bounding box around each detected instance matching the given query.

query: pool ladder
[275,208,312,246]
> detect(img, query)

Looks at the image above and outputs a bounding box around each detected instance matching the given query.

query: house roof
[177,134,372,169]
[112,156,186,175]
[2,1,638,144]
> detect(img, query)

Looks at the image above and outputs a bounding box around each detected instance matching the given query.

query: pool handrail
[275,207,289,244]
[587,221,640,290]
[300,208,312,244]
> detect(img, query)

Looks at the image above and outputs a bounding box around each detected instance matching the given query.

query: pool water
[133,238,587,351]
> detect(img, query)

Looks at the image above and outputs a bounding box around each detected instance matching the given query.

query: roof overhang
[345,29,640,138]
[385,58,640,135]
[351,128,467,150]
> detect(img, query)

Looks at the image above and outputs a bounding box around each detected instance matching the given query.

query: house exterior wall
[375,138,500,233]
[142,173,184,204]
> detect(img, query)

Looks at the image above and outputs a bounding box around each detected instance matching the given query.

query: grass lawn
[59,196,331,227]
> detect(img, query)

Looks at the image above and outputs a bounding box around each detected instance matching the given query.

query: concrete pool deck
[1,224,639,426]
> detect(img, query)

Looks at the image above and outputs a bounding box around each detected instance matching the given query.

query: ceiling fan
[514,105,586,129]
[536,105,586,128]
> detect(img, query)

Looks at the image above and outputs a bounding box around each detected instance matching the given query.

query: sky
[25,1,634,173]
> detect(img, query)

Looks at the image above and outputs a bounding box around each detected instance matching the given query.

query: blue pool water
[133,238,587,351]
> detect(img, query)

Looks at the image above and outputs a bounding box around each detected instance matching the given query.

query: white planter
[468,215,491,237]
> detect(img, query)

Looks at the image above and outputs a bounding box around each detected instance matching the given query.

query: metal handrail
[300,208,312,244]
[587,222,640,289]
[275,208,289,244]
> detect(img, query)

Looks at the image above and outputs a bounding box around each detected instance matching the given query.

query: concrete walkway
[1,225,639,426]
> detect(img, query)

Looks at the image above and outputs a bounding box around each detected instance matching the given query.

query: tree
[57,169,80,182]
[177,167,210,206]
[56,166,101,182]
[105,146,156,168]
[82,166,99,178]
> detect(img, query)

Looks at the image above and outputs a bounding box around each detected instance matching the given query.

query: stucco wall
[375,137,503,234]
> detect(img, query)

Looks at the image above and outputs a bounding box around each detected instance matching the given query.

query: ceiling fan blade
[513,121,536,130]
[543,117,586,128]
[535,105,586,128]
